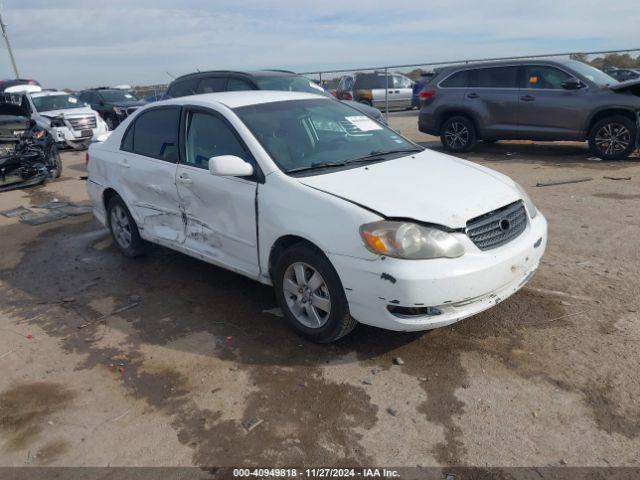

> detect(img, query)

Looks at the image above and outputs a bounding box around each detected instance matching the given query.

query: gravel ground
[1,117,639,469]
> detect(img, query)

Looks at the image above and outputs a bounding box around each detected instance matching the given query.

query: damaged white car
[25,88,109,149]
[87,91,547,342]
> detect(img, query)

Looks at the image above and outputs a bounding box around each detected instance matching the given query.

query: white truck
[9,85,109,149]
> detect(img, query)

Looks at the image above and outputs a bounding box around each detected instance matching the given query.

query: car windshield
[32,94,82,112]
[98,90,139,102]
[235,99,421,175]
[254,76,329,96]
[567,61,618,87]
[354,74,390,89]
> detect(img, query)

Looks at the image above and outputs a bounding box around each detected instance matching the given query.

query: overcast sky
[1,0,639,90]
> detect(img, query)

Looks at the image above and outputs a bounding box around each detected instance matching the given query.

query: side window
[523,66,572,89]
[121,123,134,152]
[441,70,469,88]
[167,78,198,98]
[129,108,180,162]
[472,66,518,88]
[185,111,250,170]
[393,75,412,89]
[227,78,254,91]
[197,77,227,93]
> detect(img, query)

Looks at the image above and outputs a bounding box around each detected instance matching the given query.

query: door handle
[394,90,400,93]
[467,92,480,99]
[177,175,193,185]
[119,159,130,168]
[520,95,535,102]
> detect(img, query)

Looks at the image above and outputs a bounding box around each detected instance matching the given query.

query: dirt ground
[1,114,639,470]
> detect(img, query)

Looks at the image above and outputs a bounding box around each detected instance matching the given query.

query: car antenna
[165,71,176,79]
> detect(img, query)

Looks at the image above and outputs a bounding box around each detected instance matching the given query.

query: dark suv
[77,88,147,130]
[164,70,385,123]
[418,59,640,160]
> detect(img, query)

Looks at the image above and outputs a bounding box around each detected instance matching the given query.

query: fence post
[384,67,389,122]
[319,72,322,85]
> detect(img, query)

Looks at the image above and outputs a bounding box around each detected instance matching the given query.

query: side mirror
[208,155,254,177]
[562,78,583,90]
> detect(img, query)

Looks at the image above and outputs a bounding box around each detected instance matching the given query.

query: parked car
[77,88,146,130]
[321,79,339,97]
[418,59,640,160]
[411,71,437,109]
[163,69,386,124]
[1,92,62,190]
[606,68,640,82]
[336,72,414,110]
[22,88,109,149]
[87,91,546,342]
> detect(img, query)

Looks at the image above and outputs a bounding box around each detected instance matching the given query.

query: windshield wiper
[344,148,424,164]
[286,148,424,174]
[287,161,349,174]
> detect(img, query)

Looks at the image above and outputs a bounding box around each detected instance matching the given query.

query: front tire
[588,116,637,160]
[107,196,147,257]
[440,116,477,153]
[273,244,356,343]
[105,115,117,131]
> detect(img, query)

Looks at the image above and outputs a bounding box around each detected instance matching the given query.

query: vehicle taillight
[343,92,353,100]
[419,89,436,100]
[85,152,90,166]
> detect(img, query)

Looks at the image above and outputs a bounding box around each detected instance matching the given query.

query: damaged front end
[1,94,57,191]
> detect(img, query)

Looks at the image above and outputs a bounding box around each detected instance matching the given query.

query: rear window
[197,77,227,93]
[470,66,519,88]
[167,78,198,98]
[354,74,391,89]
[440,70,469,88]
[123,107,180,162]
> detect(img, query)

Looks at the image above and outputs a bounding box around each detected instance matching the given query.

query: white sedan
[86,91,547,342]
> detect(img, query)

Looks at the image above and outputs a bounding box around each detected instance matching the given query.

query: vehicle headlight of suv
[113,107,127,116]
[514,182,538,218]
[360,221,465,259]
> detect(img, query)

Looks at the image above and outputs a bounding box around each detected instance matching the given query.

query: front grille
[67,115,97,130]
[466,200,527,250]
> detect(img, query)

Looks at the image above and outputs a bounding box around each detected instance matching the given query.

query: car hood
[298,150,521,229]
[40,106,97,118]
[609,78,640,95]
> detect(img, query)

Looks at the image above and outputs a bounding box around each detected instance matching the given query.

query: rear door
[393,74,414,109]
[518,64,589,140]
[118,106,184,243]
[465,66,520,138]
[175,107,259,277]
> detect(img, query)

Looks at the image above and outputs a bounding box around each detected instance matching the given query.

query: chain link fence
[299,48,640,119]
[130,48,640,112]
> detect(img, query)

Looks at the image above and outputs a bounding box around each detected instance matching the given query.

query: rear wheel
[107,196,147,257]
[440,116,477,153]
[588,116,637,160]
[273,244,356,343]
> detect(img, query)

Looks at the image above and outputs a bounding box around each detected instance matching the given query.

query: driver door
[175,107,260,278]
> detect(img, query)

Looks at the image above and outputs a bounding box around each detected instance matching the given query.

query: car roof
[434,58,579,76]
[172,69,297,82]
[30,90,69,98]
[156,90,327,109]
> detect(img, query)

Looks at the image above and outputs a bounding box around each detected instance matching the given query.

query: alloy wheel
[444,121,469,149]
[283,262,332,328]
[110,205,132,249]
[595,123,631,156]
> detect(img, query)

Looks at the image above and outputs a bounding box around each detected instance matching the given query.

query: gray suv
[418,59,640,160]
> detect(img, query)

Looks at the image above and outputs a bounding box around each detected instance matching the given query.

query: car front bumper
[328,213,547,331]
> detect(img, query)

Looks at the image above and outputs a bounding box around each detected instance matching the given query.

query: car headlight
[360,221,464,259]
[514,182,538,218]
[113,107,127,115]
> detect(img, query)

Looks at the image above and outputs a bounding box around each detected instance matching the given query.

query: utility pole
[0,8,20,78]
